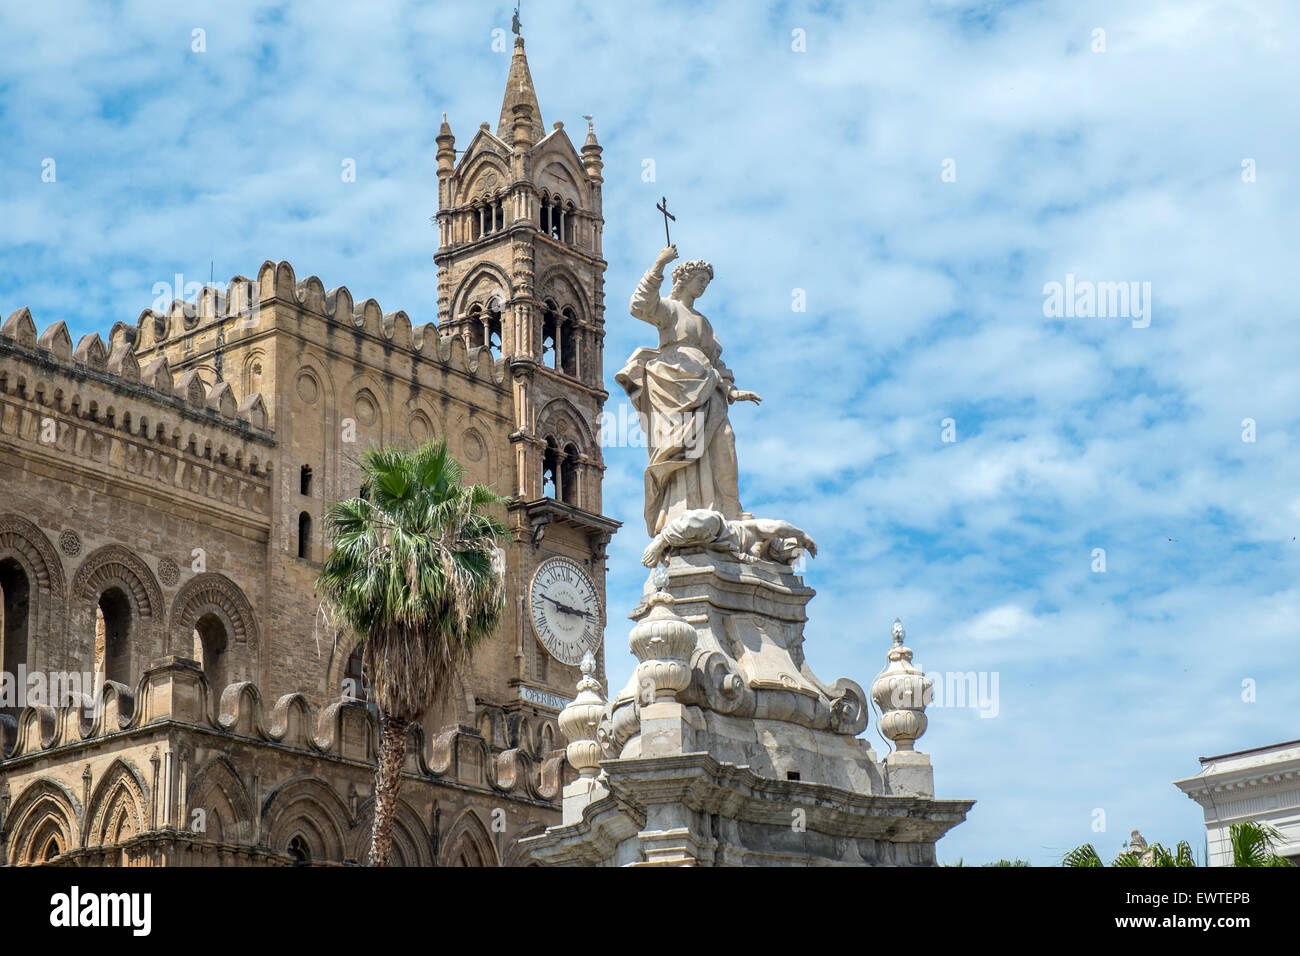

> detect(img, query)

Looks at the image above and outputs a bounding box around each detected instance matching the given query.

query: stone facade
[0,37,612,866]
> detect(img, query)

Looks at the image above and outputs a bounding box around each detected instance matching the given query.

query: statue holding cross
[615,204,763,537]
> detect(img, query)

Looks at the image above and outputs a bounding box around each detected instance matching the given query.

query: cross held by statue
[656,196,675,245]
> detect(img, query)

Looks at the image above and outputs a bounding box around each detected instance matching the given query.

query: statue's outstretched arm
[630,246,677,328]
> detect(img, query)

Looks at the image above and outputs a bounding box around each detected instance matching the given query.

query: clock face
[529,557,602,666]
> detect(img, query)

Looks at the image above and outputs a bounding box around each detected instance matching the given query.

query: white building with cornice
[1174,739,1300,866]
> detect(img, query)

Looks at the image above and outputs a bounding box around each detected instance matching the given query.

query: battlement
[1,306,271,444]
[134,260,510,387]
[0,658,564,802]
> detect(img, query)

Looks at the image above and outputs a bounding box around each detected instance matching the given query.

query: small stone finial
[870,617,932,752]
[629,587,697,705]
[558,651,606,779]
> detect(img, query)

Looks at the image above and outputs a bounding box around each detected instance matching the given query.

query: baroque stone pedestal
[521,551,974,866]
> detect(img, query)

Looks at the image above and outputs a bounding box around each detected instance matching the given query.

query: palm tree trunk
[368,712,410,867]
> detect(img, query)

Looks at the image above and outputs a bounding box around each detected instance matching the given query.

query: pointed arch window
[466,304,485,349]
[0,558,31,719]
[486,298,503,355]
[560,443,580,506]
[539,193,552,236]
[96,588,133,686]
[193,612,229,693]
[542,437,560,500]
[541,300,560,370]
[560,307,579,377]
[297,512,312,560]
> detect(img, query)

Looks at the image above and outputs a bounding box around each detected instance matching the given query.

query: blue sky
[2,0,1297,865]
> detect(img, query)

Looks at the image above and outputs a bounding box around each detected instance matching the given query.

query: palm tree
[316,440,507,866]
[1230,821,1294,867]
[1063,823,1292,867]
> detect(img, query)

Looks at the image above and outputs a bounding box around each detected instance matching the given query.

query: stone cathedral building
[0,36,616,866]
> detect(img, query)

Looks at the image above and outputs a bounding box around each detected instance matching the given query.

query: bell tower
[434,34,618,703]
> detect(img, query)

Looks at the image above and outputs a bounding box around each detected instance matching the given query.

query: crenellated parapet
[1,307,274,519]
[0,658,565,803]
[132,260,510,388]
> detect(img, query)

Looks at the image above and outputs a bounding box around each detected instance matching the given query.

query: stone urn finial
[558,652,606,778]
[629,588,697,705]
[870,617,932,752]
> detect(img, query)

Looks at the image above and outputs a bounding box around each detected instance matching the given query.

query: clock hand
[544,594,588,618]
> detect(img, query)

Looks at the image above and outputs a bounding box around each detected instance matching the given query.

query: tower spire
[497,36,544,145]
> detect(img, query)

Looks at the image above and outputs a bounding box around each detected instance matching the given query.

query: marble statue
[616,245,762,537]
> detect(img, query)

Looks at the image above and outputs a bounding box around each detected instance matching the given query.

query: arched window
[96,587,132,686]
[470,204,482,241]
[486,298,503,355]
[551,200,564,242]
[343,642,368,702]
[561,444,580,506]
[466,304,485,349]
[542,438,560,500]
[288,835,311,866]
[560,307,579,377]
[0,558,31,718]
[300,464,312,496]
[541,301,560,370]
[193,612,229,693]
[564,202,576,244]
[538,193,551,236]
[297,512,312,560]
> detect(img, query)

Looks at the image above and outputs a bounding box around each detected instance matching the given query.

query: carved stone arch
[537,266,592,323]
[72,545,163,619]
[536,397,596,455]
[451,262,513,319]
[187,755,254,844]
[6,777,80,865]
[0,514,64,596]
[347,373,389,450]
[85,756,149,848]
[440,807,500,867]
[535,157,583,203]
[169,572,259,650]
[348,797,430,867]
[461,155,509,201]
[262,776,351,863]
[241,348,267,398]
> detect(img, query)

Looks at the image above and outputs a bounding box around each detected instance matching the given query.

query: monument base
[524,752,973,867]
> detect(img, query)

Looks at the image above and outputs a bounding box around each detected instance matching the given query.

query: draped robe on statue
[616,266,744,537]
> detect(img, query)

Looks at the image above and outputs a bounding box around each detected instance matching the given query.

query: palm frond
[1062,844,1104,867]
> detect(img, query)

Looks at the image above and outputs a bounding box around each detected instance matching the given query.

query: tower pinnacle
[498,37,545,145]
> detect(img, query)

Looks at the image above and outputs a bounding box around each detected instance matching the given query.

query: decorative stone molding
[0,514,65,596]
[156,557,179,587]
[72,544,164,619]
[58,529,81,557]
[169,571,259,648]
